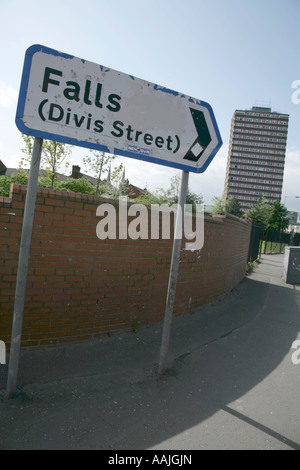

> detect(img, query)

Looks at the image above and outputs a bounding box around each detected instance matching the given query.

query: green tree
[226,197,243,217]
[20,134,72,188]
[150,174,203,210]
[186,188,204,209]
[19,134,34,170]
[42,140,72,188]
[210,195,243,217]
[210,195,227,215]
[110,162,125,187]
[153,174,180,205]
[83,150,122,195]
[243,196,272,227]
[267,200,289,231]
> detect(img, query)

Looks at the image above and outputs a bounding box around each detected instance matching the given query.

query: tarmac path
[0,253,300,450]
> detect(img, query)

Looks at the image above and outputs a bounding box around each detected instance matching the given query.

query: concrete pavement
[0,253,300,450]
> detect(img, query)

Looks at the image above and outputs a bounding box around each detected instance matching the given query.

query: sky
[1,0,300,210]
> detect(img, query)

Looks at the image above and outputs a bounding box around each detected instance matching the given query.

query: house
[70,165,98,186]
[125,182,148,199]
[70,165,149,199]
[0,159,69,181]
[0,160,6,175]
[0,159,17,177]
[0,158,149,200]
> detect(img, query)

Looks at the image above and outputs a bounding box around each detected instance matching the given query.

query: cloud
[283,148,300,181]
[0,81,18,108]
[285,147,300,166]
[282,147,300,209]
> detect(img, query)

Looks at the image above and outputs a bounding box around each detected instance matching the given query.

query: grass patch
[260,241,288,254]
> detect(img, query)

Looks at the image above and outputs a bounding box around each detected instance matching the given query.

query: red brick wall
[0,184,251,349]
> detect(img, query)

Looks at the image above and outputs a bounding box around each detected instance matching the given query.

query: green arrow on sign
[184,108,212,162]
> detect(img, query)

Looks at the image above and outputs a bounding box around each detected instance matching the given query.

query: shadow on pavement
[0,255,300,449]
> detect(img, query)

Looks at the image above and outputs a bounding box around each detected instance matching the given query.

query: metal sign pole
[158,170,189,374]
[6,137,43,397]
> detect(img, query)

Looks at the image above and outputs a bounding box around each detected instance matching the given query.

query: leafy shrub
[0,173,98,197]
[0,172,29,197]
[38,176,63,190]
[59,177,96,195]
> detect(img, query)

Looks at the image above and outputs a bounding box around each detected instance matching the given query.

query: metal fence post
[6,137,43,397]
